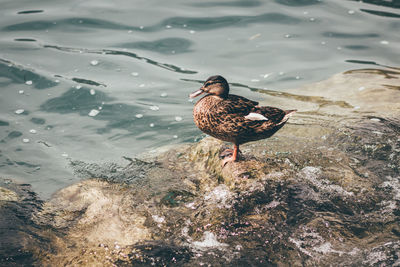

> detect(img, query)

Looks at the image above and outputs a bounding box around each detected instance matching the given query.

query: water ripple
[44,45,197,74]
[344,45,370,50]
[191,0,262,7]
[2,18,131,32]
[0,58,58,89]
[71,77,106,87]
[14,38,37,42]
[348,0,400,9]
[322,32,379,38]
[0,120,10,126]
[360,9,400,19]
[345,60,398,70]
[3,13,301,33]
[17,10,44,14]
[158,13,301,31]
[275,0,321,6]
[118,38,193,55]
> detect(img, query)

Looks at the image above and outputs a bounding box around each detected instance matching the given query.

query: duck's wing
[253,106,287,124]
[212,94,258,115]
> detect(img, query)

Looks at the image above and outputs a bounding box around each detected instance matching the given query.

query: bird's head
[190,75,229,99]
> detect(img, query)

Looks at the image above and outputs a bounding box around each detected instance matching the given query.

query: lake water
[0,0,399,198]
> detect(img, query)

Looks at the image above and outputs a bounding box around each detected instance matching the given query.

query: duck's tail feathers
[277,109,297,125]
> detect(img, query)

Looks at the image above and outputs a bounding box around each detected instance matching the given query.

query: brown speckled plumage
[190,75,296,165]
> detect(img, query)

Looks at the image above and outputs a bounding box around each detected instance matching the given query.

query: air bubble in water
[90,89,95,95]
[135,114,143,118]
[15,109,25,114]
[25,80,33,85]
[90,60,99,66]
[175,116,183,122]
[150,106,159,111]
[88,109,100,117]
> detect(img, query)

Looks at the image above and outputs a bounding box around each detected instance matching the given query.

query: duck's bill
[189,89,204,98]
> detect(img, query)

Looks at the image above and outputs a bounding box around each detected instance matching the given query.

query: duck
[190,75,296,166]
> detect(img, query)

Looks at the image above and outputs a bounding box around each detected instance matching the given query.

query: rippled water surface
[0,0,399,198]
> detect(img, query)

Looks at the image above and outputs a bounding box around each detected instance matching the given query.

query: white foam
[192,231,228,249]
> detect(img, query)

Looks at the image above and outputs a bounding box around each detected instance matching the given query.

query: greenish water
[0,0,399,198]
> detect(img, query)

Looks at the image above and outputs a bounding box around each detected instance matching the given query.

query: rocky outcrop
[1,68,399,266]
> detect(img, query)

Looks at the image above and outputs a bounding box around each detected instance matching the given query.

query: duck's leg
[222,144,240,166]
[220,146,242,158]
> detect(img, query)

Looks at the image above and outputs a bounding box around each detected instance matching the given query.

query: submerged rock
[1,68,400,266]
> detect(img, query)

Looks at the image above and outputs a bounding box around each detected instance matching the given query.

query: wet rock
[0,179,51,266]
[1,68,400,266]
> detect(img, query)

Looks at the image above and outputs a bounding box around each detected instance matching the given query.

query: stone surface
[0,68,399,266]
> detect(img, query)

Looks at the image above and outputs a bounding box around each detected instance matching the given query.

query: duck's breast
[193,96,222,133]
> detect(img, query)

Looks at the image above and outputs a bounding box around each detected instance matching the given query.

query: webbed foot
[221,145,241,167]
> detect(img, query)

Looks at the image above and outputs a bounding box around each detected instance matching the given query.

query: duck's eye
[205,81,219,87]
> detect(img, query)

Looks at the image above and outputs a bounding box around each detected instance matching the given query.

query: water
[0,0,399,198]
